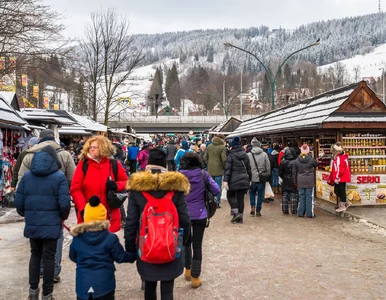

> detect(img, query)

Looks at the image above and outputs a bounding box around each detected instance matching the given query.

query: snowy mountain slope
[318,43,386,79]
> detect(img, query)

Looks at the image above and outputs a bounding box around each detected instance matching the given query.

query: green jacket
[204,137,227,176]
[11,149,30,188]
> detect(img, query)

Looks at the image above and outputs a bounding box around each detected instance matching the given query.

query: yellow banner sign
[43,96,49,109]
[53,103,59,110]
[33,85,39,98]
[22,96,35,108]
[0,57,4,70]
[9,57,15,69]
[21,74,27,87]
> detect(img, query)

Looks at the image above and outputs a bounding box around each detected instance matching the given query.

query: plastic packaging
[175,228,184,258]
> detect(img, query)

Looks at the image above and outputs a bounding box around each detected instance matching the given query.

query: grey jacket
[292,153,318,188]
[247,147,271,183]
[18,140,76,187]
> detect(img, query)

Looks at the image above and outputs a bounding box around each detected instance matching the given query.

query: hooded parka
[279,149,297,192]
[292,153,318,188]
[204,137,227,176]
[124,170,191,282]
[223,146,251,190]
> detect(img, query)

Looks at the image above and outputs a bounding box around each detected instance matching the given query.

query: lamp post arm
[273,41,320,83]
[224,43,273,82]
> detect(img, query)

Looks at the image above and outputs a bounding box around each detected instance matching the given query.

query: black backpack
[82,158,118,179]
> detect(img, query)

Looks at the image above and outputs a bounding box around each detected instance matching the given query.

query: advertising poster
[21,74,27,87]
[316,170,386,205]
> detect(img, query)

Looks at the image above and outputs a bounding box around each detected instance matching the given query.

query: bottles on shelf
[317,133,336,171]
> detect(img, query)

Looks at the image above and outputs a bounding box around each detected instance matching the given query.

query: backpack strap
[82,159,89,177]
[111,158,118,181]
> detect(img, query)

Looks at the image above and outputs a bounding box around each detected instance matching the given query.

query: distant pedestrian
[127,142,139,174]
[174,140,191,170]
[197,144,207,169]
[15,145,71,300]
[270,145,280,194]
[70,196,136,300]
[179,153,220,288]
[247,138,271,217]
[204,134,227,207]
[292,144,318,218]
[166,139,178,171]
[331,142,351,212]
[279,149,297,214]
[137,142,150,171]
[223,136,251,224]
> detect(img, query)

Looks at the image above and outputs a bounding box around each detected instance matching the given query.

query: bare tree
[353,65,361,82]
[80,9,144,125]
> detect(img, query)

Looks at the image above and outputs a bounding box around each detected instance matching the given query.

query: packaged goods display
[317,134,336,171]
[342,133,386,174]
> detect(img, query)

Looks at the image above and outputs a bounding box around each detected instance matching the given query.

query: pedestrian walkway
[1,196,386,299]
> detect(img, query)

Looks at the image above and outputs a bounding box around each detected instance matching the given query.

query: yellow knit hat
[84,196,107,223]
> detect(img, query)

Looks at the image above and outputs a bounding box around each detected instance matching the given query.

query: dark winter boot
[250,206,255,216]
[41,293,55,300]
[27,288,39,300]
[231,213,242,224]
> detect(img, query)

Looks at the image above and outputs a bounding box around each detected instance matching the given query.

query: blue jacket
[69,221,136,300]
[127,145,139,160]
[15,151,71,239]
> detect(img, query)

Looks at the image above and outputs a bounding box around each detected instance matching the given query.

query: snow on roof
[21,108,77,125]
[68,112,107,132]
[0,92,16,105]
[0,96,26,125]
[228,83,360,138]
[58,127,92,136]
[324,115,386,123]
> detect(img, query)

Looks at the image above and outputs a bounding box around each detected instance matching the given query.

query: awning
[58,128,92,136]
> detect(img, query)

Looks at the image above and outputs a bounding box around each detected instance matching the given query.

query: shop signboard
[316,170,386,205]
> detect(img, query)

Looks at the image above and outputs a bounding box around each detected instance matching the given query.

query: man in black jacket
[165,139,177,171]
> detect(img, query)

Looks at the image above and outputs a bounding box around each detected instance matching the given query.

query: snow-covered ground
[319,43,386,80]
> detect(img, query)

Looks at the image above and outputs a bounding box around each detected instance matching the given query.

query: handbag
[201,171,217,225]
[106,160,128,209]
[252,153,271,183]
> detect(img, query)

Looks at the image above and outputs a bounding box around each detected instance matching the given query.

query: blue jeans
[212,176,222,204]
[40,228,63,276]
[272,168,279,187]
[250,182,265,212]
[297,188,314,217]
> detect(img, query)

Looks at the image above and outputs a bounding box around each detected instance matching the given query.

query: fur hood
[70,220,110,236]
[127,171,190,195]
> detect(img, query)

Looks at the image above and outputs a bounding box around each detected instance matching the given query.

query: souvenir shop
[227,81,386,206]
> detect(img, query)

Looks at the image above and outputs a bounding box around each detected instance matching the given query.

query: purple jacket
[137,149,149,170]
[180,168,220,220]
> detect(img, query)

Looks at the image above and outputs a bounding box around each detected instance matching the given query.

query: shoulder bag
[252,153,271,183]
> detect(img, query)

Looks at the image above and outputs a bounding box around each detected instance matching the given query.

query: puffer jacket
[271,150,279,169]
[331,152,351,183]
[137,148,149,170]
[127,145,139,160]
[179,168,220,220]
[292,153,318,188]
[70,221,135,300]
[18,139,75,187]
[15,151,71,239]
[224,146,251,190]
[279,149,297,192]
[124,170,191,282]
[204,137,227,176]
[247,147,271,183]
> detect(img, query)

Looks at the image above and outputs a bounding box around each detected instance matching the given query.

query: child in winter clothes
[331,142,351,212]
[279,149,297,214]
[70,196,136,300]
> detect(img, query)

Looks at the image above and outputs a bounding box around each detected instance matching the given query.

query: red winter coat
[70,157,128,232]
[278,150,285,166]
[331,152,351,183]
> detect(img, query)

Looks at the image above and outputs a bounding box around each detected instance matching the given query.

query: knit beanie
[230,136,241,148]
[147,148,167,167]
[331,142,343,155]
[300,144,310,154]
[251,137,261,148]
[84,196,107,223]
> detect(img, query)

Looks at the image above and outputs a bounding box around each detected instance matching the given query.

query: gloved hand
[126,251,137,263]
[223,182,229,190]
[106,180,118,191]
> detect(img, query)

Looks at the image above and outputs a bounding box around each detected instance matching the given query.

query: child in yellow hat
[70,196,136,300]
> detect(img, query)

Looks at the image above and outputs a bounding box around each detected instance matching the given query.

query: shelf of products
[316,134,336,170]
[343,133,386,174]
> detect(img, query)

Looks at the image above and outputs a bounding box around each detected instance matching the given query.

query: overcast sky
[42,0,383,38]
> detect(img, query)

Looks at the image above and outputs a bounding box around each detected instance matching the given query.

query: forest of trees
[1,1,385,121]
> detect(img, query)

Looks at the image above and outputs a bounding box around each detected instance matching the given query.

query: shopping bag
[221,187,228,201]
[264,182,275,198]
[278,177,283,185]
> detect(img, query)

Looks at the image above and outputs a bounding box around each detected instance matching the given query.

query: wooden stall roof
[228,81,386,138]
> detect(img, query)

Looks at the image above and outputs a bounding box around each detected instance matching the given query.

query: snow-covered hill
[319,43,386,80]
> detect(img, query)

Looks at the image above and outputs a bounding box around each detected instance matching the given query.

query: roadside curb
[0,209,24,224]
[316,199,386,230]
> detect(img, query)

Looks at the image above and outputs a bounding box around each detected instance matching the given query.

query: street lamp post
[224,39,320,110]
[380,68,386,104]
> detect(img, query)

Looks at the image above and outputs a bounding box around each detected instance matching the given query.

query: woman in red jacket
[70,135,128,232]
[331,142,351,212]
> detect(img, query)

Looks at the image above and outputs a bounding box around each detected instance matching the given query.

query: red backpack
[138,191,179,264]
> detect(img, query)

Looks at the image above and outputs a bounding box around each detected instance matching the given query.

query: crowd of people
[12,130,351,300]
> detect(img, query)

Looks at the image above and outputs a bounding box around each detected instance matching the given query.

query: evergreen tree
[165,63,181,110]
[207,45,214,63]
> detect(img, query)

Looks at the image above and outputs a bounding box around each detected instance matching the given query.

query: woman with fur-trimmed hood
[125,148,191,300]
[70,196,136,300]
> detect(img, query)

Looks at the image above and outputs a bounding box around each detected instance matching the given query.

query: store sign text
[356,176,380,184]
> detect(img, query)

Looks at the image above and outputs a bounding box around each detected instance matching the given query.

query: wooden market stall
[228,81,386,206]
